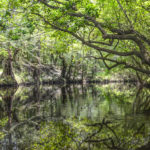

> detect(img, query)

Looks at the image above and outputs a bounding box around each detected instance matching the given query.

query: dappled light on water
[0,84,150,150]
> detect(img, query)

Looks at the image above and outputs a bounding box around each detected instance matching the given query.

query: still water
[0,84,150,150]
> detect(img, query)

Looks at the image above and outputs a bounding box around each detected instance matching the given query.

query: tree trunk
[33,67,41,85]
[0,58,17,86]
[61,58,67,79]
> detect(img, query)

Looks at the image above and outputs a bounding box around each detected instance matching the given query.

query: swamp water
[0,84,150,150]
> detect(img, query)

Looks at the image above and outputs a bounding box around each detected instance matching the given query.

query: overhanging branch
[85,55,150,75]
[33,13,139,58]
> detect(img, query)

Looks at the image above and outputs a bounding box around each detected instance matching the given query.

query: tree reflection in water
[0,84,150,150]
[0,87,18,150]
[133,87,150,114]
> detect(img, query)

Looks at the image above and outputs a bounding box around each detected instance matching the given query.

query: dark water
[0,84,150,150]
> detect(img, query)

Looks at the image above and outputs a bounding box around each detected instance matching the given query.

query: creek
[0,84,150,150]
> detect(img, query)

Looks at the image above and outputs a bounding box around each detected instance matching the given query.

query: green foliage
[32,121,77,150]
[31,116,149,150]
[0,75,17,85]
[0,131,5,140]
[0,0,149,83]
[0,48,8,58]
[85,3,99,17]
[0,117,8,127]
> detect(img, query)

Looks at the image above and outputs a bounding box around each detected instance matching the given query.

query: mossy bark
[0,58,17,86]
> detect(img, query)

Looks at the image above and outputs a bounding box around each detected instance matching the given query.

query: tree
[0,0,40,85]
[0,0,19,85]
[11,0,150,84]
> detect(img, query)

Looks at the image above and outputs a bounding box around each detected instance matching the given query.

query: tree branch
[33,13,138,58]
[116,0,133,28]
[85,55,150,75]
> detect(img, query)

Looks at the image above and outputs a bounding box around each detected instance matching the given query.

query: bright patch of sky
[90,0,96,4]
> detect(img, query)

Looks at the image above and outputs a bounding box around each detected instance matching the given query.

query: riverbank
[0,78,138,88]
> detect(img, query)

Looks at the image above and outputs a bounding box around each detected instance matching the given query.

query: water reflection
[0,88,18,150]
[133,87,150,114]
[0,84,150,149]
